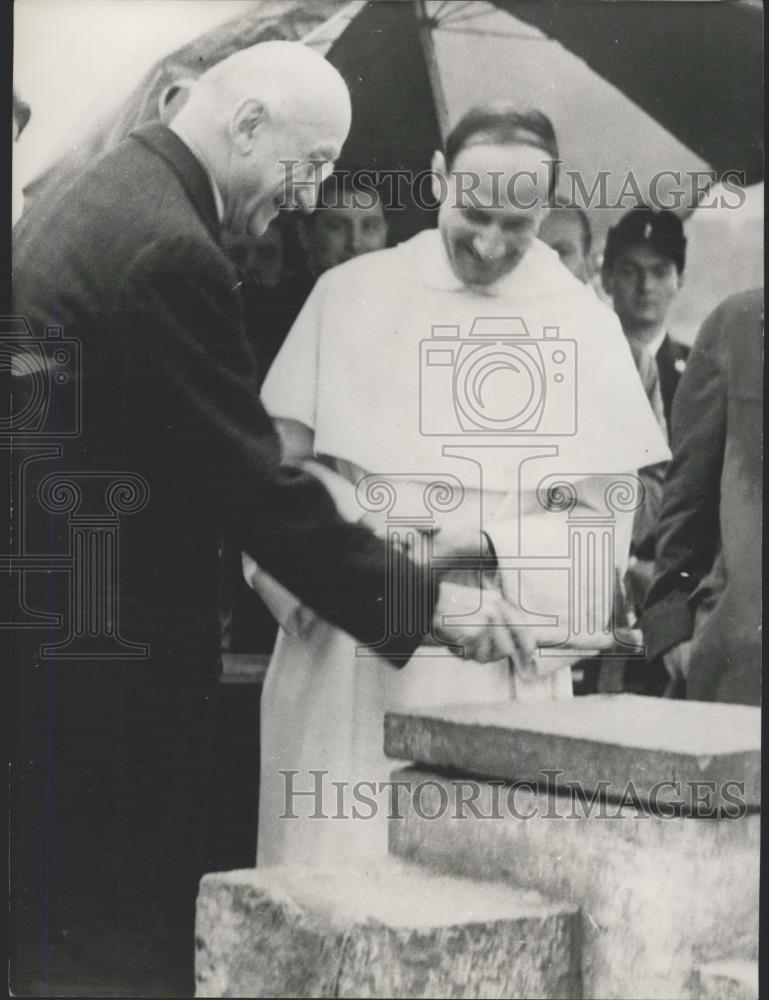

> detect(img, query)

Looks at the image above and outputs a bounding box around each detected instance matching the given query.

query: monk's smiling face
[433,142,552,287]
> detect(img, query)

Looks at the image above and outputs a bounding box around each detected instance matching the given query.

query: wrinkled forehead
[278,117,346,164]
[449,142,554,208]
[275,82,351,152]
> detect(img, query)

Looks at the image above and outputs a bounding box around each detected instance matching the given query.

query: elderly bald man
[11,42,527,996]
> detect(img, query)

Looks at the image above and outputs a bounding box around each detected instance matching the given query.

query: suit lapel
[130,123,222,243]
[656,334,680,430]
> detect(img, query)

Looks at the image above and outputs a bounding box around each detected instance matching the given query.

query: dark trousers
[10,650,215,997]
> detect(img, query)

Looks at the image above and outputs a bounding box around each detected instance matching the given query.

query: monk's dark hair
[444,103,560,195]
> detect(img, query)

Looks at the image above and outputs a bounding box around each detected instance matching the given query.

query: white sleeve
[271,416,363,523]
[486,475,635,648]
[260,276,326,428]
[240,408,364,635]
[299,460,364,524]
[241,553,312,636]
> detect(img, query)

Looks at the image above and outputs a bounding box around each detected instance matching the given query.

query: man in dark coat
[600,207,691,694]
[10,42,524,996]
[643,288,763,705]
[602,206,690,431]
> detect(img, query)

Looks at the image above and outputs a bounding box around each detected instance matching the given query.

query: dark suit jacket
[12,124,431,671]
[628,333,690,564]
[656,333,690,430]
[643,289,763,705]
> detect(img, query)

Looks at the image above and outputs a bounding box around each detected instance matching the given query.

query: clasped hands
[407,521,536,672]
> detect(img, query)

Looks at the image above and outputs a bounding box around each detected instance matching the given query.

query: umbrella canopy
[492,0,763,186]
[23,0,762,226]
[325,0,442,242]
[16,0,761,341]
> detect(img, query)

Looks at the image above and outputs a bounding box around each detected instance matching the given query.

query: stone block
[692,960,758,1000]
[388,767,760,1000]
[384,694,760,809]
[195,857,580,998]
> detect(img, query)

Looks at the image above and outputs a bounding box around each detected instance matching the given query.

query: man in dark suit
[643,289,762,706]
[10,41,525,996]
[602,206,690,430]
[600,207,690,692]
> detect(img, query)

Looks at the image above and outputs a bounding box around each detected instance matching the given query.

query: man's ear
[676,269,685,291]
[431,150,448,204]
[230,98,267,154]
[158,79,194,124]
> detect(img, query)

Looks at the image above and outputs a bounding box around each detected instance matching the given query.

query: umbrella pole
[414,0,450,143]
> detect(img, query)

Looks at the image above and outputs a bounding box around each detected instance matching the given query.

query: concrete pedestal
[196,694,759,999]
[385,695,760,1000]
[384,695,761,809]
[388,767,758,1000]
[195,858,580,999]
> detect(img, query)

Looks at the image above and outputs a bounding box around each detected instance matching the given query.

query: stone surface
[195,857,580,998]
[388,767,760,1000]
[692,959,758,1000]
[384,694,761,809]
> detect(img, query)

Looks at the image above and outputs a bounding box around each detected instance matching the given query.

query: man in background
[643,289,762,705]
[539,198,593,282]
[601,209,691,688]
[602,206,690,430]
[299,176,388,278]
[233,178,389,387]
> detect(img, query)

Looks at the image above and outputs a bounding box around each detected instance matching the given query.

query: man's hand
[429,580,536,668]
[424,524,535,668]
[427,524,497,592]
[428,524,492,559]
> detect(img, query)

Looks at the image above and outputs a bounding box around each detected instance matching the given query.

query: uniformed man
[601,207,691,688]
[602,207,690,430]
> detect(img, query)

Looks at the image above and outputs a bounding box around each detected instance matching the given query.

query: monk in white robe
[246,107,670,865]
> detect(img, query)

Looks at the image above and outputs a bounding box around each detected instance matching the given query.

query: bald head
[192,42,351,131]
[172,41,352,238]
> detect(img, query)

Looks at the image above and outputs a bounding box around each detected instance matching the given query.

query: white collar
[170,124,225,224]
[647,327,668,357]
[409,228,578,298]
